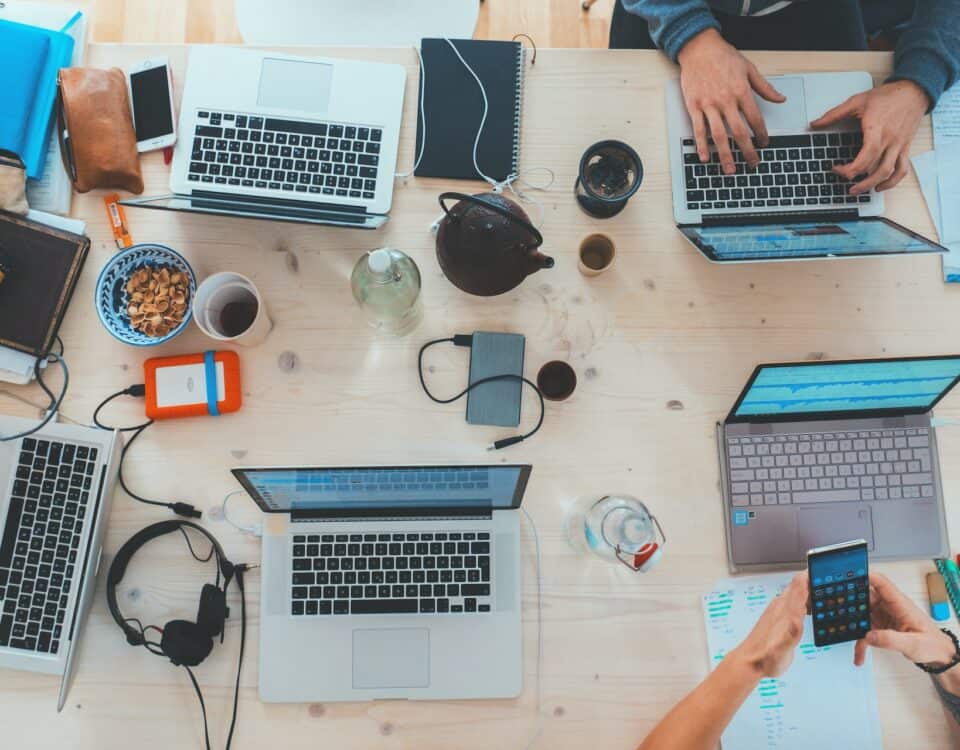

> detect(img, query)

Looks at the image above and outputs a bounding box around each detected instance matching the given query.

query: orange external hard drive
[144,350,241,420]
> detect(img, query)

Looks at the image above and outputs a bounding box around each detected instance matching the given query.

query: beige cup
[578,234,616,276]
[193,272,272,346]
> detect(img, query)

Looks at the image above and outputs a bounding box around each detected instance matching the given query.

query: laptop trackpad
[352,628,430,690]
[798,506,875,553]
[754,76,807,131]
[258,58,333,113]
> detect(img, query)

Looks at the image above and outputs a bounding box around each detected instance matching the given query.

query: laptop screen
[679,217,945,262]
[232,465,531,514]
[729,356,960,421]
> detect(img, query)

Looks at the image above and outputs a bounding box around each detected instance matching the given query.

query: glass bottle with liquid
[351,248,422,336]
[564,494,665,572]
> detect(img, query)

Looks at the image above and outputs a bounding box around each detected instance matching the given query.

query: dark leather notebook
[0,210,89,357]
[414,38,526,182]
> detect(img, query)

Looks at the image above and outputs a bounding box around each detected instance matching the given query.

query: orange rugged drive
[144,350,241,420]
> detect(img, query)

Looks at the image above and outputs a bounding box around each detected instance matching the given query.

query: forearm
[889,0,960,109]
[638,649,760,750]
[620,0,719,61]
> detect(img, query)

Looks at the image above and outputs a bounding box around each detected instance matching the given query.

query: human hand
[677,28,785,175]
[810,80,929,195]
[732,572,808,678]
[854,572,956,668]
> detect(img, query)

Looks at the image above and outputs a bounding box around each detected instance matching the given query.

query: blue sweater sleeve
[886,0,960,109]
[620,0,720,61]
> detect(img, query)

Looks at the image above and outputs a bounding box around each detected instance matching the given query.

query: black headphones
[106,521,250,750]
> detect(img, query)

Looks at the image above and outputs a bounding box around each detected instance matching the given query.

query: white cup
[193,272,272,346]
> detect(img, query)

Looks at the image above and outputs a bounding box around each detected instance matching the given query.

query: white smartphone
[126,57,177,152]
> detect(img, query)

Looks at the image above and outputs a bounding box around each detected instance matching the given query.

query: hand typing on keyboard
[677,28,786,174]
[809,80,930,195]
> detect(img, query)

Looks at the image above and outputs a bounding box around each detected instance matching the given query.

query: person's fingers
[727,109,760,168]
[705,108,735,174]
[740,94,769,149]
[876,150,910,191]
[810,95,863,129]
[834,130,883,182]
[850,148,898,195]
[854,638,868,667]
[747,65,786,103]
[865,628,921,658]
[690,107,711,163]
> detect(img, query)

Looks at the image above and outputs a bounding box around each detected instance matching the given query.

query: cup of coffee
[537,360,577,402]
[193,272,272,346]
[578,234,616,276]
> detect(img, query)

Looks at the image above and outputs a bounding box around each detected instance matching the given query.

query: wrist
[726,644,767,682]
[886,79,931,113]
[677,28,724,66]
[927,630,960,669]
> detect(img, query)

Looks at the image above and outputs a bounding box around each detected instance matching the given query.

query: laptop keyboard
[726,428,934,506]
[0,438,98,654]
[290,532,492,616]
[188,110,382,200]
[683,133,873,212]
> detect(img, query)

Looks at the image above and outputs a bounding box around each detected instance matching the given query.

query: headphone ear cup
[161,620,213,667]
[196,583,227,638]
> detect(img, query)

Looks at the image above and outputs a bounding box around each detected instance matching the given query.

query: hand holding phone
[127,57,177,152]
[808,539,870,647]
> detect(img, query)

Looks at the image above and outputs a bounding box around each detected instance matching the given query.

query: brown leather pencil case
[57,67,144,194]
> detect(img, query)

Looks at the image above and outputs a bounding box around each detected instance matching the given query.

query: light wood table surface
[1,44,956,750]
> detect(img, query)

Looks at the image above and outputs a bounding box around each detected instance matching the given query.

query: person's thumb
[865,629,921,659]
[747,66,786,103]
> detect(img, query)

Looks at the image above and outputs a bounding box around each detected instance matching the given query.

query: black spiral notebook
[414,38,526,182]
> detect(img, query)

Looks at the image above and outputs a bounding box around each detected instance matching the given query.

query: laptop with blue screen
[717,356,957,572]
[232,464,531,702]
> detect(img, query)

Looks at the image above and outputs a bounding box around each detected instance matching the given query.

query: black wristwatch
[916,628,960,674]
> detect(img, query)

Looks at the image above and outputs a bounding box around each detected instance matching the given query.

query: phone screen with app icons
[808,540,870,647]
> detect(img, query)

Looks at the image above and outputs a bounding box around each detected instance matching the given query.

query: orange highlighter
[144,351,241,420]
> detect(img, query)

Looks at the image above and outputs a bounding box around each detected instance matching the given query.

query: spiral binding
[511,44,526,179]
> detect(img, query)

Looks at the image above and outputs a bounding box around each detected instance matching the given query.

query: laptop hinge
[190,189,371,215]
[701,208,859,227]
[290,507,494,522]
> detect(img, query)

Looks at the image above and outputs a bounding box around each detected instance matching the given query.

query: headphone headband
[106,520,234,647]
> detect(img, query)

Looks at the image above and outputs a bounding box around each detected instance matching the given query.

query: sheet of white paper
[0,2,88,215]
[25,209,85,236]
[934,82,960,147]
[937,142,960,245]
[704,573,883,750]
[912,150,960,282]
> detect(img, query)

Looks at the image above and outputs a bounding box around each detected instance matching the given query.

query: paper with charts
[703,573,883,750]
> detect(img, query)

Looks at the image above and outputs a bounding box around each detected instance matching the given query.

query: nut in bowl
[95,244,197,347]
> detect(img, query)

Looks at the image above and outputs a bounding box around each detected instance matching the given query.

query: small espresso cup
[578,233,616,276]
[537,360,578,402]
[193,271,272,346]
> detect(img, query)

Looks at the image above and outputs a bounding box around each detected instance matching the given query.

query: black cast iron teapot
[435,192,554,296]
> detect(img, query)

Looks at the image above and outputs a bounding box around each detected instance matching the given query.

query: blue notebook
[0,17,76,179]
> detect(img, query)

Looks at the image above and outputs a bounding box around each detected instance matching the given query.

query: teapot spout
[530,251,555,270]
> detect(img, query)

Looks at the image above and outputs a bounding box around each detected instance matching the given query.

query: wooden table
[1,44,955,750]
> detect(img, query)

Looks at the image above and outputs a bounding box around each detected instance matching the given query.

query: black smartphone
[808,539,870,647]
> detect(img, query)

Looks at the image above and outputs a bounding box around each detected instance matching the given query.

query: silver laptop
[718,356,957,572]
[121,46,406,229]
[232,464,530,702]
[0,417,120,709]
[666,72,946,263]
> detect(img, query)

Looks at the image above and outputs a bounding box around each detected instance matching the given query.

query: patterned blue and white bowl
[95,244,196,347]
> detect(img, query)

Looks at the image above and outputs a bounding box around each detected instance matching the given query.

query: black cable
[0,354,69,442]
[417,336,545,450]
[185,666,212,750]
[225,566,249,750]
[92,386,201,518]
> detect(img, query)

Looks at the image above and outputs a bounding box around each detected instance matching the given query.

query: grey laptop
[232,464,530,702]
[718,356,958,572]
[0,417,121,709]
[666,72,947,263]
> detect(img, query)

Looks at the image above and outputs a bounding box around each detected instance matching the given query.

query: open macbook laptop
[666,71,946,263]
[232,464,530,702]
[0,417,120,709]
[121,46,406,229]
[717,356,957,572]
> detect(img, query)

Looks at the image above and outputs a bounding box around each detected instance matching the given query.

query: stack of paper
[0,2,88,216]
[914,83,960,281]
[703,573,883,750]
